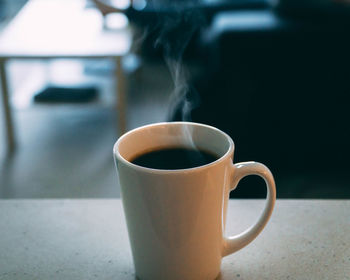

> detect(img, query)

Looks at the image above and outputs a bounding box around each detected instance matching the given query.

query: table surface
[0,0,131,59]
[0,199,349,280]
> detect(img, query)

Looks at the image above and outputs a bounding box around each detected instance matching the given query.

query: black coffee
[131,148,219,170]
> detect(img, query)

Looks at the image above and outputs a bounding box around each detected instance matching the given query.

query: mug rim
[113,122,234,174]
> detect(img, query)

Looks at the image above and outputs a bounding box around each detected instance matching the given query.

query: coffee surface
[131,148,219,170]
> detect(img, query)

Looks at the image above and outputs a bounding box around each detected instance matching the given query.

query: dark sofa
[128,1,350,198]
[191,8,350,198]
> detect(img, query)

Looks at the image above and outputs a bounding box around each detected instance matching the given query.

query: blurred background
[1,0,350,199]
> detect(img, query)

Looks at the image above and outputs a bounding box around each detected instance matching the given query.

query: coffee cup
[113,122,276,280]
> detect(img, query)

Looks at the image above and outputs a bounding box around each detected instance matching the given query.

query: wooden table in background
[0,0,132,152]
[0,199,349,279]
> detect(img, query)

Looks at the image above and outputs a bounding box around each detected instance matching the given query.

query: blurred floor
[0,59,173,198]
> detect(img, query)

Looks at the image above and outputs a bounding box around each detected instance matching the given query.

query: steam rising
[150,1,205,121]
[131,1,206,150]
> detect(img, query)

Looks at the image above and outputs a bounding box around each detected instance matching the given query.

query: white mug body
[114,122,276,280]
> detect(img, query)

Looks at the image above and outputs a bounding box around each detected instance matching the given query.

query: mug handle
[222,161,276,257]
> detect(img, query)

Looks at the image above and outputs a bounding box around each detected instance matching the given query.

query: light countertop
[0,199,349,279]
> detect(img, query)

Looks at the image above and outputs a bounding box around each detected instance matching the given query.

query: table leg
[116,57,127,135]
[0,59,16,152]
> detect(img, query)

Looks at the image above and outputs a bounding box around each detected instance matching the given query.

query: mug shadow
[134,274,221,280]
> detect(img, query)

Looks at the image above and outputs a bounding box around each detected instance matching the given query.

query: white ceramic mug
[113,122,276,280]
